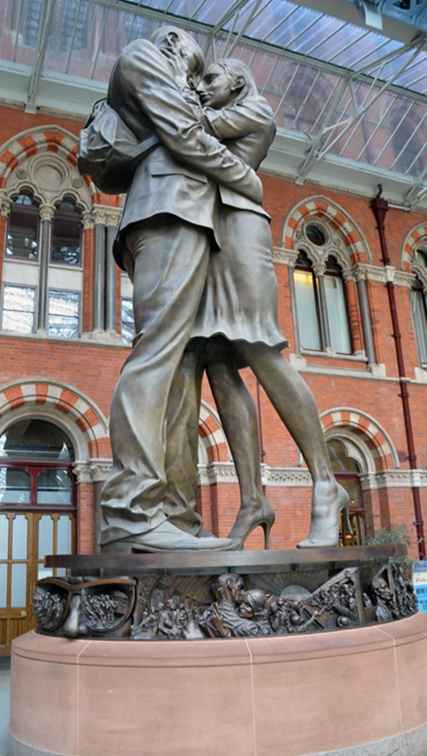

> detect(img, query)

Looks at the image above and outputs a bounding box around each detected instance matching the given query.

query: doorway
[0,419,76,651]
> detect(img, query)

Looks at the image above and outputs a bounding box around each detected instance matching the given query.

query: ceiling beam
[288,0,426,44]
[26,0,55,112]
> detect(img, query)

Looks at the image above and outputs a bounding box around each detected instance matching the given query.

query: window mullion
[105,224,117,332]
[315,269,331,350]
[93,222,106,331]
[36,204,54,332]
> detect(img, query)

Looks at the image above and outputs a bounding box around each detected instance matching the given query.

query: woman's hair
[214,57,259,103]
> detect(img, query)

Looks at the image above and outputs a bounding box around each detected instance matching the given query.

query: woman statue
[165,58,350,549]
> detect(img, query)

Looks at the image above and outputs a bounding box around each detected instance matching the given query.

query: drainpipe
[370,185,425,559]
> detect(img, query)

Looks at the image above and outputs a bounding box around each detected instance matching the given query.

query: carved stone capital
[73,460,112,483]
[82,210,94,230]
[0,196,11,218]
[395,269,417,289]
[92,205,121,227]
[72,462,93,484]
[90,460,113,482]
[342,269,355,283]
[312,260,326,276]
[275,248,298,267]
[39,203,55,222]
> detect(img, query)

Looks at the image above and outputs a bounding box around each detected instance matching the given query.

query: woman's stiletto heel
[261,518,274,549]
[297,485,350,549]
[229,504,275,550]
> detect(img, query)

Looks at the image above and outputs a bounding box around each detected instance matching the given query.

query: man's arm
[117,40,262,204]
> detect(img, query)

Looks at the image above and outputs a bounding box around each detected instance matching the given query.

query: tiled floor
[0,658,10,756]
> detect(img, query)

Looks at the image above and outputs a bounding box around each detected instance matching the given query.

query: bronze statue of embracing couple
[80,25,349,553]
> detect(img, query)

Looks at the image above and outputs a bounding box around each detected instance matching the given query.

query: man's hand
[162,49,189,90]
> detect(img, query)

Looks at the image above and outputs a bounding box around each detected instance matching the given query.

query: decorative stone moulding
[34,545,415,642]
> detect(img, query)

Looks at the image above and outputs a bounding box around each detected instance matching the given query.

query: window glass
[12,515,28,559]
[2,285,35,334]
[0,469,31,506]
[412,285,427,364]
[305,223,327,246]
[57,516,72,553]
[0,565,6,608]
[38,515,53,560]
[324,274,352,354]
[0,515,9,559]
[11,564,27,607]
[0,419,74,461]
[61,0,89,50]
[293,268,321,350]
[48,289,80,339]
[121,297,135,343]
[51,198,82,267]
[37,469,72,505]
[23,0,43,47]
[6,193,39,261]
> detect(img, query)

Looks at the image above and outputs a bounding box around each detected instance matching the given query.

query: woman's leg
[237,342,348,546]
[206,338,275,545]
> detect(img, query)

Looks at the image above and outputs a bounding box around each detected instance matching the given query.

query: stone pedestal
[9,613,427,756]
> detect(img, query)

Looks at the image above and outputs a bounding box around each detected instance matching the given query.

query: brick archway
[283,195,371,264]
[0,379,109,459]
[401,222,427,271]
[198,402,229,463]
[321,407,398,472]
[0,125,95,196]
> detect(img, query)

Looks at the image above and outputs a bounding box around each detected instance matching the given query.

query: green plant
[366,526,413,573]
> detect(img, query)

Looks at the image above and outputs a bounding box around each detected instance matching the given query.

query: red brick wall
[0,103,426,556]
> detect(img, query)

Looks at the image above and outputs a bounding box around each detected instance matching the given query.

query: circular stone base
[10,613,427,756]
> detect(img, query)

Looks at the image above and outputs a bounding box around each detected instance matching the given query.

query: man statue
[98,27,264,552]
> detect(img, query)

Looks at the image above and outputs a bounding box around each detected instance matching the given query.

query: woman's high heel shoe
[297,484,351,549]
[228,501,276,550]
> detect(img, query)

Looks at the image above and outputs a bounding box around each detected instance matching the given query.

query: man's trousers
[100,216,209,540]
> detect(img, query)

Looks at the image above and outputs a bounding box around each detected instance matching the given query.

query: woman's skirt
[191,208,287,367]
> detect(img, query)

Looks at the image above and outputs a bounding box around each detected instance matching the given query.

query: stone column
[313,261,330,349]
[105,224,116,333]
[0,198,11,291]
[91,206,121,338]
[81,211,95,333]
[36,203,55,333]
[343,270,363,354]
[93,218,106,332]
[355,267,376,365]
[284,250,301,353]
[73,463,97,555]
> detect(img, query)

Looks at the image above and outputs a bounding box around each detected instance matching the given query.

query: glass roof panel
[2,0,427,193]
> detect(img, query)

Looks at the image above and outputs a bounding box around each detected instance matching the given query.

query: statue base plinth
[9,614,427,755]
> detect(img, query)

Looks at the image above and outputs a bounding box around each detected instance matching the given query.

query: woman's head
[197,57,258,109]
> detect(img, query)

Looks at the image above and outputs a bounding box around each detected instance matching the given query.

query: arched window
[51,197,82,267]
[0,419,76,637]
[412,249,427,366]
[293,251,322,351]
[2,190,84,339]
[293,245,352,354]
[6,192,39,261]
[0,419,75,508]
[324,255,352,354]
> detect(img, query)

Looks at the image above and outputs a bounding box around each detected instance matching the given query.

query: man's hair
[151,25,205,80]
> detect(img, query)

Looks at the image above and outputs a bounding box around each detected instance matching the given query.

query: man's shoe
[101,519,233,553]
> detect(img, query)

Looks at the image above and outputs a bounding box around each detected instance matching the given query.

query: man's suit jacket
[107,39,264,269]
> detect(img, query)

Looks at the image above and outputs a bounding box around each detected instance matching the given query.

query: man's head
[151,25,205,85]
[197,57,258,109]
